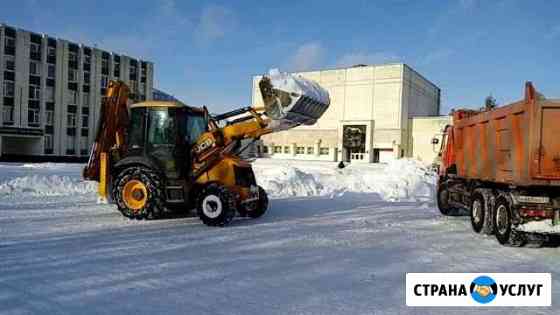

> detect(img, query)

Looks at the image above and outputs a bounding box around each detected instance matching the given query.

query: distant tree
[485,95,497,110]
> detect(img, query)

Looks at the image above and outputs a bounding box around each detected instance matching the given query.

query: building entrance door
[342,125,366,162]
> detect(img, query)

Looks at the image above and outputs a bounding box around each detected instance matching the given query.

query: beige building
[0,23,154,160]
[408,115,451,164]
[252,63,442,163]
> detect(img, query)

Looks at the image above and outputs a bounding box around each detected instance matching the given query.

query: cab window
[185,114,208,145]
[148,109,176,146]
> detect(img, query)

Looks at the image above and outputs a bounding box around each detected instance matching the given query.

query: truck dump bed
[450,83,560,186]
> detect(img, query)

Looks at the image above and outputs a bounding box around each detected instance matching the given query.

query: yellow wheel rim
[122,179,148,211]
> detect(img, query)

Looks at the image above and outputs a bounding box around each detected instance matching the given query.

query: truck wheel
[437,185,452,215]
[470,193,486,233]
[197,184,236,226]
[493,198,525,246]
[248,186,268,219]
[113,166,165,220]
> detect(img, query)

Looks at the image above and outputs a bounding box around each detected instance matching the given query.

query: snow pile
[0,175,97,197]
[21,163,69,169]
[518,220,560,234]
[253,158,437,202]
[267,68,330,108]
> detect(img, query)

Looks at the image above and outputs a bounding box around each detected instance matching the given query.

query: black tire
[437,184,452,215]
[493,197,525,246]
[470,193,486,233]
[112,166,165,220]
[197,184,236,226]
[248,186,268,219]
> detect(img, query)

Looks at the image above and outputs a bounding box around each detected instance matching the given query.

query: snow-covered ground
[0,159,558,314]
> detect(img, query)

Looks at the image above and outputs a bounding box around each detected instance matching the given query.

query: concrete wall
[409,116,451,163]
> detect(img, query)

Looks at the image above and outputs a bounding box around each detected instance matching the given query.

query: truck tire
[470,193,486,233]
[248,186,268,219]
[113,166,165,220]
[493,197,525,246]
[437,184,452,215]
[197,184,236,226]
[471,189,494,235]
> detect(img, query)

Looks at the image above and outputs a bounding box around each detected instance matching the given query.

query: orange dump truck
[436,82,560,246]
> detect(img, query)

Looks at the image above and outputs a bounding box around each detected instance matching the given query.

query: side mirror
[431,138,439,145]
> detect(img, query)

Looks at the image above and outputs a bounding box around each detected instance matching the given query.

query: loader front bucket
[259,70,330,127]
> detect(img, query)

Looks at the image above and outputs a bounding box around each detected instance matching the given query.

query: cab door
[146,107,182,179]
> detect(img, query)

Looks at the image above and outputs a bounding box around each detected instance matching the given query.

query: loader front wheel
[197,184,236,227]
[113,166,165,220]
[248,186,268,219]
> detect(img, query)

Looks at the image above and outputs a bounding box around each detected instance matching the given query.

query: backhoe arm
[83,81,130,182]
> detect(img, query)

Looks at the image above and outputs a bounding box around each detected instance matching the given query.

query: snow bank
[0,175,96,197]
[517,220,560,234]
[253,158,437,202]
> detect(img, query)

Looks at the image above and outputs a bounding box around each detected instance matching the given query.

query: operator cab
[126,101,209,179]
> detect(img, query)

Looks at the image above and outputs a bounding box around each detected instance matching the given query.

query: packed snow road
[0,160,558,314]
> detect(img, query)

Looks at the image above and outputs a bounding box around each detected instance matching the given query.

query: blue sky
[2,0,559,114]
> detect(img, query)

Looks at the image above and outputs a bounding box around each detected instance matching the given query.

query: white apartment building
[0,24,154,160]
[252,63,442,163]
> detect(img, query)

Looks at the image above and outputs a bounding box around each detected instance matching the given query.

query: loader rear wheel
[197,184,236,227]
[437,185,451,215]
[113,166,165,220]
[493,198,525,247]
[470,193,486,233]
[248,186,268,219]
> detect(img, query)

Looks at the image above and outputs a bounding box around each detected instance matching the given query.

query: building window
[80,136,88,152]
[29,85,41,100]
[83,92,90,106]
[283,146,290,154]
[67,113,76,127]
[4,37,15,51]
[296,146,304,154]
[68,69,78,82]
[82,114,89,128]
[101,75,109,88]
[319,147,330,155]
[67,135,76,153]
[307,147,314,155]
[28,108,40,126]
[67,90,78,104]
[46,86,55,102]
[83,54,91,64]
[4,55,15,71]
[46,110,54,126]
[44,134,53,150]
[3,81,15,97]
[30,61,41,75]
[273,146,282,153]
[2,106,14,123]
[47,46,56,58]
[69,51,78,64]
[47,64,55,78]
[262,146,269,154]
[101,59,108,71]
[83,72,90,84]
[30,42,41,57]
